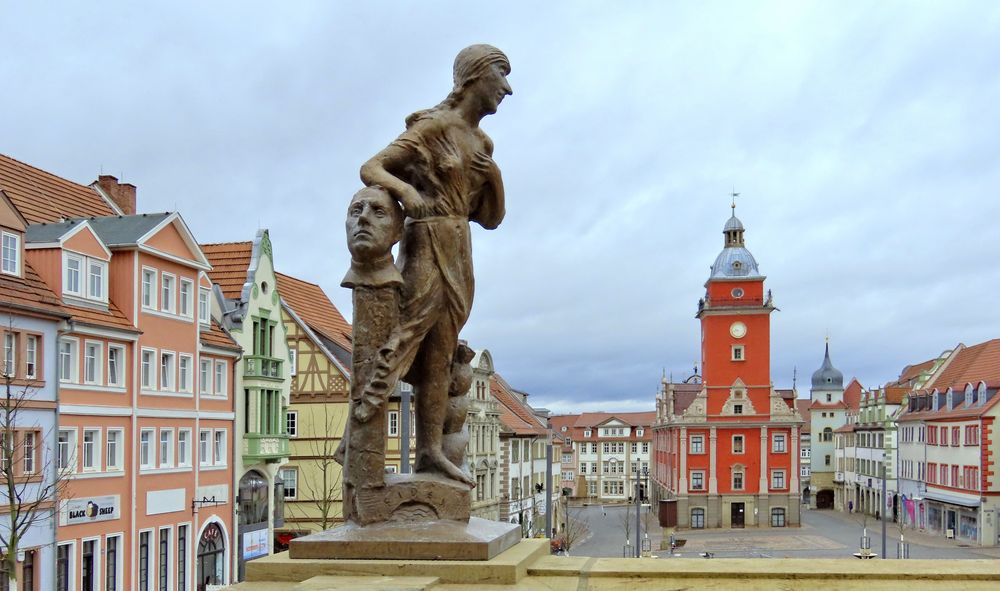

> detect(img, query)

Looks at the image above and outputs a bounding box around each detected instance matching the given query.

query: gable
[144,219,200,263]
[0,191,27,232]
[63,225,111,261]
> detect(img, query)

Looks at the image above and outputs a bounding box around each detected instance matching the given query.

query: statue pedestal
[247,537,546,588]
[289,516,521,561]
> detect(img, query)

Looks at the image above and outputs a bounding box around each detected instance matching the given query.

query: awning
[923,489,981,508]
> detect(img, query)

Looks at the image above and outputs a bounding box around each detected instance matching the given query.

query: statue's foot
[418,449,476,488]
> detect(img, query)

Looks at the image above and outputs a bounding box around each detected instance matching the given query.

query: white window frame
[388,411,399,437]
[690,470,705,490]
[87,259,108,301]
[178,354,193,393]
[23,431,36,474]
[57,541,77,591]
[213,429,226,466]
[2,332,15,377]
[289,348,297,376]
[213,360,226,396]
[732,434,745,454]
[159,351,176,391]
[1,231,19,276]
[160,272,176,313]
[281,467,298,499]
[57,428,78,473]
[82,428,101,472]
[286,411,298,438]
[142,267,158,310]
[198,288,210,325]
[106,428,124,471]
[158,526,173,591]
[64,252,84,296]
[25,334,37,379]
[138,529,152,591]
[772,433,787,454]
[159,429,174,468]
[732,468,745,490]
[177,429,192,468]
[84,340,103,385]
[179,278,194,318]
[690,435,704,454]
[199,358,211,394]
[771,469,786,489]
[732,344,745,361]
[59,337,79,383]
[141,348,156,390]
[199,429,211,466]
[107,344,125,388]
[139,428,154,469]
[105,532,124,591]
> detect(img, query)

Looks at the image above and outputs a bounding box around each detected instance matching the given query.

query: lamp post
[635,466,647,557]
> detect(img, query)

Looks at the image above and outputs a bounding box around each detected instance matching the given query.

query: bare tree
[286,405,345,531]
[1,368,70,590]
[619,501,633,554]
[555,498,589,555]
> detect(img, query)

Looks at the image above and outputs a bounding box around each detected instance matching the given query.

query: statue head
[452,44,512,116]
[345,186,403,263]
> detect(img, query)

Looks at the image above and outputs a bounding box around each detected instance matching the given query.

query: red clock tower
[652,204,804,529]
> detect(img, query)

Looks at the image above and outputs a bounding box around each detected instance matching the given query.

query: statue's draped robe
[381,110,505,385]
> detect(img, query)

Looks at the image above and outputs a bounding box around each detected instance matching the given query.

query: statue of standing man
[340,45,511,511]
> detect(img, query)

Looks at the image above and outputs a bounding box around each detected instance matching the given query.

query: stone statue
[334,44,512,526]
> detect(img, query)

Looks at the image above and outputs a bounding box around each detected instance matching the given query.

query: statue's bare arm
[361,145,430,219]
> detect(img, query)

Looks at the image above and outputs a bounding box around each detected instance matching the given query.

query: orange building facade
[3,155,242,591]
[652,207,803,529]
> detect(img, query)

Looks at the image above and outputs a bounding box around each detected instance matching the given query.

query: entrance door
[731,503,745,528]
[816,490,834,509]
[946,510,957,535]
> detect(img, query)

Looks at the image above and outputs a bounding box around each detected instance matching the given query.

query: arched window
[822,427,833,442]
[197,523,225,588]
[691,508,705,529]
[239,470,269,526]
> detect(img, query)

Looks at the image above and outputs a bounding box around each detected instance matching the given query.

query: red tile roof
[893,358,937,388]
[0,262,67,319]
[0,153,115,224]
[275,272,352,353]
[883,385,909,405]
[796,399,811,433]
[843,378,863,411]
[661,383,704,417]
[571,411,655,429]
[64,301,137,332]
[492,374,547,436]
[927,340,1000,391]
[201,241,253,300]
[200,320,240,351]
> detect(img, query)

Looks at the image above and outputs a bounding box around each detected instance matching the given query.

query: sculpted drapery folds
[346,44,510,492]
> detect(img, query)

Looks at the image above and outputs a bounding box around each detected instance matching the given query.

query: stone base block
[289,516,521,561]
[353,472,472,525]
[248,538,548,586]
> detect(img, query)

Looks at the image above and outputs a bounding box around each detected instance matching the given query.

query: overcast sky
[3,2,998,414]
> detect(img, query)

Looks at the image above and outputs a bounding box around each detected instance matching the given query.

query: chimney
[95,175,137,215]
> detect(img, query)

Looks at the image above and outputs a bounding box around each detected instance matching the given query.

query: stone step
[226,574,440,591]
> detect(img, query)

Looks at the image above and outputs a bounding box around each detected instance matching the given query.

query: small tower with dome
[808,340,846,509]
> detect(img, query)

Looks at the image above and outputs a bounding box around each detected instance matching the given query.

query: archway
[238,470,270,580]
[816,489,834,509]
[196,523,225,590]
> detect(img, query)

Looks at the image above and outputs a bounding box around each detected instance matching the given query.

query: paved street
[568,504,1000,560]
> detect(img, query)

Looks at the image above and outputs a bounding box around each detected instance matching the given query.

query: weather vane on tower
[731,187,740,213]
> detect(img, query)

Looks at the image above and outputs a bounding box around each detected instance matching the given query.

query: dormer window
[584,429,591,438]
[199,288,210,325]
[1,231,20,276]
[65,254,82,295]
[63,252,107,303]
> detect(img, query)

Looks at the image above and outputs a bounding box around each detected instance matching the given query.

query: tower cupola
[811,342,844,389]
[709,203,761,280]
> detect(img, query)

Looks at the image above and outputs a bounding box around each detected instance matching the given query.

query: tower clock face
[730,321,747,338]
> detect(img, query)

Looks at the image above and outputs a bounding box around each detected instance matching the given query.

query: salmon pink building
[2,155,241,591]
[652,206,803,529]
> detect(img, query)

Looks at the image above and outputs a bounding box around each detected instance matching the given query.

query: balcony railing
[244,355,283,380]
[243,432,290,463]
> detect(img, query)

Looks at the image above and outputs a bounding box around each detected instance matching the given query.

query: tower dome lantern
[709,202,761,280]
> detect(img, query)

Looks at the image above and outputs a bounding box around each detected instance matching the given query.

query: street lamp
[635,466,648,557]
